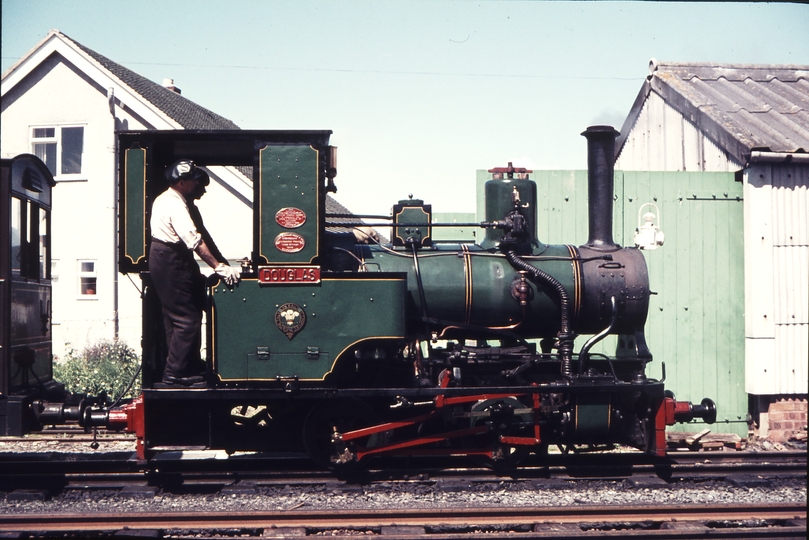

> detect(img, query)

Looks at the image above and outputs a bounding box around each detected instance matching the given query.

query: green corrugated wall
[475,169,748,436]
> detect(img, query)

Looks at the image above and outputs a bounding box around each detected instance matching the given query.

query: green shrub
[54,340,141,400]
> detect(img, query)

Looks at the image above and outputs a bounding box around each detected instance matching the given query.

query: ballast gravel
[1,478,806,516]
[0,434,805,515]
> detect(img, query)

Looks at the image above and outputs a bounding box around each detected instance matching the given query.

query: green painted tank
[352,154,650,346]
[356,241,649,344]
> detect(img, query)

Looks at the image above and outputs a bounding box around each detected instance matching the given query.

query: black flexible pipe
[578,296,617,376]
[505,251,574,377]
[411,243,429,320]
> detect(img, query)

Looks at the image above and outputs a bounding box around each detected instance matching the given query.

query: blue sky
[3,0,807,214]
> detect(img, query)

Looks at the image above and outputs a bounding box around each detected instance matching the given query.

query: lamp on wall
[634,203,664,250]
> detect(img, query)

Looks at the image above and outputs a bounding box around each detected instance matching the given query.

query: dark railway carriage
[0,154,62,435]
[104,127,716,466]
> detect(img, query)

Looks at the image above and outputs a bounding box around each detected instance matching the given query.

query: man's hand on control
[215,263,241,286]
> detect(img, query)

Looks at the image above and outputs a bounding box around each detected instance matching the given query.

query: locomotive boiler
[6,127,715,468]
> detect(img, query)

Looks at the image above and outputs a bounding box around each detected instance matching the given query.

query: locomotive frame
[106,127,715,466]
[1,128,716,469]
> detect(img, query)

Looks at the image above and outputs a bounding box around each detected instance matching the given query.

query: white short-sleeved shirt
[150,187,202,250]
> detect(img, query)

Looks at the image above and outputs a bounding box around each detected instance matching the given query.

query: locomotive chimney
[582,125,619,251]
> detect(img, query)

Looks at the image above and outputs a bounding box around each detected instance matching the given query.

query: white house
[2,30,360,360]
[1,30,254,358]
[616,60,809,441]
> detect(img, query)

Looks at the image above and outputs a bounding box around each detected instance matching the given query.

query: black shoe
[162,373,205,387]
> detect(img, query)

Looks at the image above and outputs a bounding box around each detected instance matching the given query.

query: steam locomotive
[1,127,715,468]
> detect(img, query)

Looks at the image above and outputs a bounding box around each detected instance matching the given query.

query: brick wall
[766,397,808,442]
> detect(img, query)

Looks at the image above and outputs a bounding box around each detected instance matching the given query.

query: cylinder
[582,126,619,251]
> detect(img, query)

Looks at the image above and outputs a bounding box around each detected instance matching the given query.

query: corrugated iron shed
[616,60,809,400]
[616,60,809,166]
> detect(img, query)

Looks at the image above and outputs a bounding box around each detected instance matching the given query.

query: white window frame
[77,259,98,299]
[30,124,87,181]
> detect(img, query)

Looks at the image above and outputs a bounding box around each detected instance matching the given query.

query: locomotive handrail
[423,316,527,343]
[326,218,508,229]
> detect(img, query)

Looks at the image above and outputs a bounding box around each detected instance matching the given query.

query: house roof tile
[61,31,240,130]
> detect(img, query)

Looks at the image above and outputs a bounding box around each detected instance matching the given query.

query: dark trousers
[149,241,205,378]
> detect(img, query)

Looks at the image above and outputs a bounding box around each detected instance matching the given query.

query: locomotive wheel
[464,397,532,469]
[303,398,380,470]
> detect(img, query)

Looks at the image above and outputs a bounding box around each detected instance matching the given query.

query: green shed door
[630,171,746,437]
[524,170,747,436]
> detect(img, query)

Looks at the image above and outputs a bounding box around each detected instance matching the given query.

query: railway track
[0,503,805,538]
[2,439,805,539]
[1,446,805,486]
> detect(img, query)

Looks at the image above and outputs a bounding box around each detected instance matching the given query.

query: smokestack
[582,125,619,251]
[162,78,182,94]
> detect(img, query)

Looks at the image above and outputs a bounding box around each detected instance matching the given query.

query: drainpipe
[108,87,119,339]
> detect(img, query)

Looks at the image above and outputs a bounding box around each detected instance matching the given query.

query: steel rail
[0,450,805,483]
[0,503,805,532]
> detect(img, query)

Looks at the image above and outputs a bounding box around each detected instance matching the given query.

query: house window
[78,260,97,297]
[31,126,85,178]
[32,128,56,174]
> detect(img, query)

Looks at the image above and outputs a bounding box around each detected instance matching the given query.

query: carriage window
[32,126,84,178]
[11,197,22,273]
[78,260,97,296]
[39,207,50,279]
[10,198,48,279]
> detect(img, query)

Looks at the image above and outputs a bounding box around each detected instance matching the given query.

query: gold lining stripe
[209,277,407,382]
[393,206,432,245]
[123,148,147,265]
[462,244,473,324]
[258,145,321,265]
[566,245,582,323]
[258,149,265,262]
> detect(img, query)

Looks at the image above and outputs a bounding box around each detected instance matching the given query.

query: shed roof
[616,60,809,165]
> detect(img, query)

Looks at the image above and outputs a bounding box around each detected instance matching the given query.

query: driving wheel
[464,397,532,469]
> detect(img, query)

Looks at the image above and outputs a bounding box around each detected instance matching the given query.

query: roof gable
[617,60,809,165]
[66,35,239,130]
[2,30,239,130]
[3,31,371,230]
